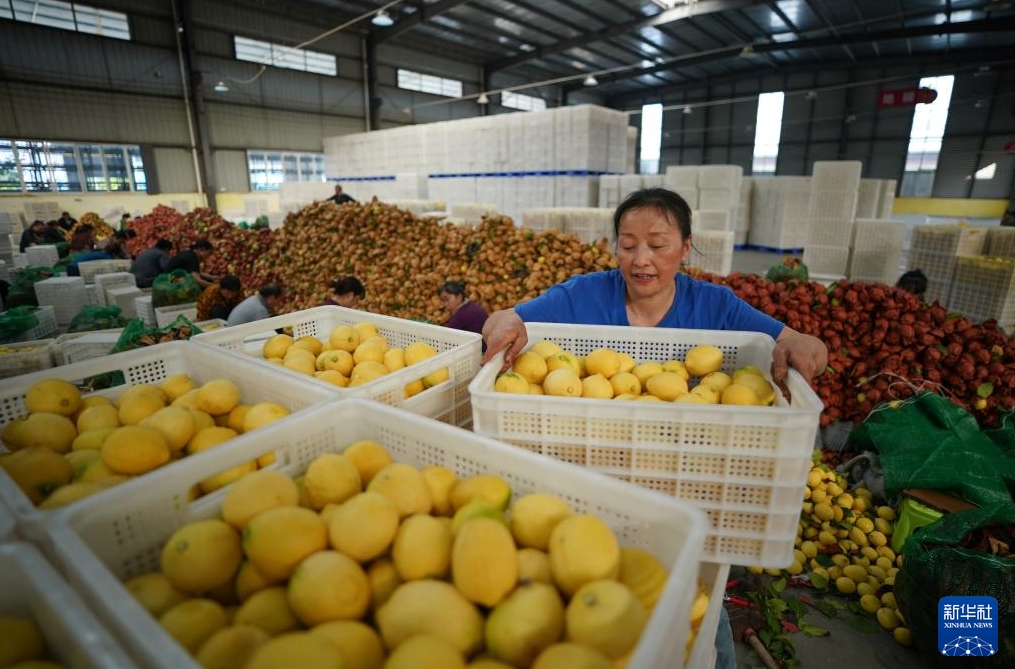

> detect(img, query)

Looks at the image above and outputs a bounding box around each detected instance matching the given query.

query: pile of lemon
[0,375,289,510]
[495,341,777,406]
[259,321,447,399]
[753,461,912,646]
[129,441,710,669]
[0,615,64,668]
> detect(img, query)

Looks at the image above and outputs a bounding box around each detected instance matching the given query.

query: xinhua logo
[938,596,998,657]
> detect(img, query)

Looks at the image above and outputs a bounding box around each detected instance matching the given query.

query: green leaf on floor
[787,597,809,619]
[813,598,842,618]
[809,571,829,589]
[801,623,830,637]
[843,614,880,634]
[771,577,787,594]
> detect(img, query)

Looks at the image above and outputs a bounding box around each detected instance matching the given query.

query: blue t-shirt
[514,270,784,340]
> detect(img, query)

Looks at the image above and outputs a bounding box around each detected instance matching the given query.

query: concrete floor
[725,248,928,668]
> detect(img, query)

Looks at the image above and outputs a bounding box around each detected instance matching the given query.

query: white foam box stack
[694,210,732,232]
[598,174,622,209]
[77,259,132,283]
[735,178,752,246]
[450,202,499,224]
[95,272,137,306]
[520,208,552,233]
[0,543,135,669]
[688,230,734,276]
[806,163,860,276]
[948,256,1015,329]
[812,160,862,192]
[553,175,598,208]
[5,306,58,343]
[33,275,88,326]
[192,306,482,428]
[849,219,906,284]
[106,286,142,319]
[470,323,823,567]
[907,225,987,303]
[134,295,156,328]
[618,174,644,200]
[748,177,810,251]
[25,244,59,267]
[664,166,699,209]
[154,303,198,328]
[54,329,123,365]
[879,179,897,218]
[39,399,706,669]
[986,227,1015,258]
[856,179,883,219]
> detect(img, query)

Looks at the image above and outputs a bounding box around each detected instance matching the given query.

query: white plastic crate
[803,244,850,276]
[6,305,58,343]
[77,259,132,283]
[469,323,822,567]
[687,230,734,276]
[34,275,88,325]
[0,543,136,668]
[86,283,104,305]
[848,248,901,285]
[0,338,55,379]
[949,256,1015,325]
[94,272,136,306]
[107,286,142,319]
[852,218,906,251]
[192,306,481,427]
[25,244,60,267]
[154,302,197,327]
[697,189,737,211]
[694,209,732,232]
[804,218,855,249]
[807,190,858,221]
[986,227,1015,258]
[0,341,337,537]
[193,318,227,332]
[696,165,742,191]
[134,295,156,328]
[687,562,730,669]
[910,224,986,257]
[0,494,14,542]
[40,399,707,669]
[53,329,123,365]
[811,161,862,192]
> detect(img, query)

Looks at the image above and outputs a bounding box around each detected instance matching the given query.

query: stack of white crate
[33,276,88,327]
[748,176,811,250]
[597,175,622,209]
[688,230,735,276]
[849,220,907,284]
[663,166,699,208]
[94,272,137,307]
[0,212,13,279]
[135,295,157,328]
[518,208,613,243]
[803,161,861,277]
[618,174,644,201]
[735,179,753,247]
[386,200,448,217]
[949,256,1015,329]
[986,227,1015,258]
[25,244,59,267]
[23,201,61,224]
[449,203,500,224]
[879,180,897,218]
[697,166,742,233]
[106,286,143,318]
[906,225,987,304]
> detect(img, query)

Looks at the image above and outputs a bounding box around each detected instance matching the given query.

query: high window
[0,140,146,192]
[752,92,785,174]
[247,151,325,191]
[639,103,663,174]
[501,91,546,112]
[234,36,336,76]
[901,74,954,197]
[397,69,463,98]
[0,0,130,39]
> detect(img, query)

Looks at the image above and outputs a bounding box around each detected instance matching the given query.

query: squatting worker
[322,276,365,308]
[438,281,489,336]
[227,283,284,327]
[481,187,828,669]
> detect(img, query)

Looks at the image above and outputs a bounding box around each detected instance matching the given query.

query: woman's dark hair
[613,187,692,241]
[220,274,241,292]
[331,276,365,298]
[438,281,466,297]
[259,283,284,298]
[155,238,173,251]
[896,269,928,296]
[192,238,213,251]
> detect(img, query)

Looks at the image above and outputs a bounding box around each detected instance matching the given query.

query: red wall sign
[877,87,939,108]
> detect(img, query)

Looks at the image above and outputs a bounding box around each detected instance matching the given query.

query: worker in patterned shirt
[196,274,244,322]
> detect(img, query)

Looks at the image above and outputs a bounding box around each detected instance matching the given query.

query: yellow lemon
[721,383,760,406]
[382,347,405,372]
[565,580,647,659]
[631,362,663,386]
[283,349,318,376]
[101,426,170,475]
[617,547,669,611]
[392,513,453,581]
[316,370,350,387]
[172,388,202,410]
[233,586,301,636]
[542,368,582,397]
[223,404,251,434]
[450,474,512,512]
[235,558,283,603]
[384,634,465,669]
[310,620,384,669]
[0,616,45,667]
[244,632,346,669]
[644,372,688,401]
[733,365,765,380]
[529,383,544,395]
[361,335,389,354]
[494,372,530,394]
[37,480,107,509]
[262,333,294,359]
[303,453,362,510]
[699,371,733,394]
[73,457,115,484]
[452,518,518,607]
[117,393,165,426]
[420,464,457,516]
[688,385,720,403]
[197,379,242,416]
[529,340,562,358]
[243,506,328,580]
[161,373,196,402]
[141,406,196,453]
[684,345,724,377]
[316,349,355,375]
[195,625,270,669]
[124,572,188,618]
[292,336,323,357]
[343,440,394,485]
[159,598,229,654]
[404,341,438,366]
[367,462,432,517]
[544,352,580,376]
[116,384,167,408]
[76,404,120,432]
[485,582,565,668]
[352,321,380,341]
[512,351,549,384]
[517,547,553,584]
[581,373,614,399]
[734,373,776,405]
[189,409,216,432]
[403,379,425,398]
[375,580,483,656]
[25,378,82,416]
[661,359,690,379]
[242,402,290,432]
[350,360,388,385]
[12,412,78,454]
[510,493,573,551]
[548,515,620,597]
[161,519,243,594]
[222,469,300,529]
[328,325,360,353]
[584,348,621,378]
[186,426,237,455]
[289,550,370,625]
[367,558,401,613]
[532,643,613,669]
[328,491,400,563]
[609,372,641,397]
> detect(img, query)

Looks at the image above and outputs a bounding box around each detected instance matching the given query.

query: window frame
[501,91,546,112]
[234,35,337,76]
[0,139,146,193]
[396,68,463,98]
[3,0,130,40]
[246,150,326,191]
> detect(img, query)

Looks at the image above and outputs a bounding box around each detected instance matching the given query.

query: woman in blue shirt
[482,187,827,385]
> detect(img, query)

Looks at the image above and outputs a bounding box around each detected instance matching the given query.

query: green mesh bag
[895,503,1015,668]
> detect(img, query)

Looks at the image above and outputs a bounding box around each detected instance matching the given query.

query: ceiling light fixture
[583,74,598,86]
[372,9,394,27]
[683,105,692,114]
[477,92,489,104]
[739,44,756,58]
[213,81,229,92]
[806,90,818,100]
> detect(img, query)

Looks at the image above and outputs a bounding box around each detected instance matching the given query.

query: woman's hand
[772,328,828,384]
[481,309,528,370]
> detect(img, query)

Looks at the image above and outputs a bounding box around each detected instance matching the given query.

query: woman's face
[439,291,462,312]
[335,291,360,308]
[616,206,690,302]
